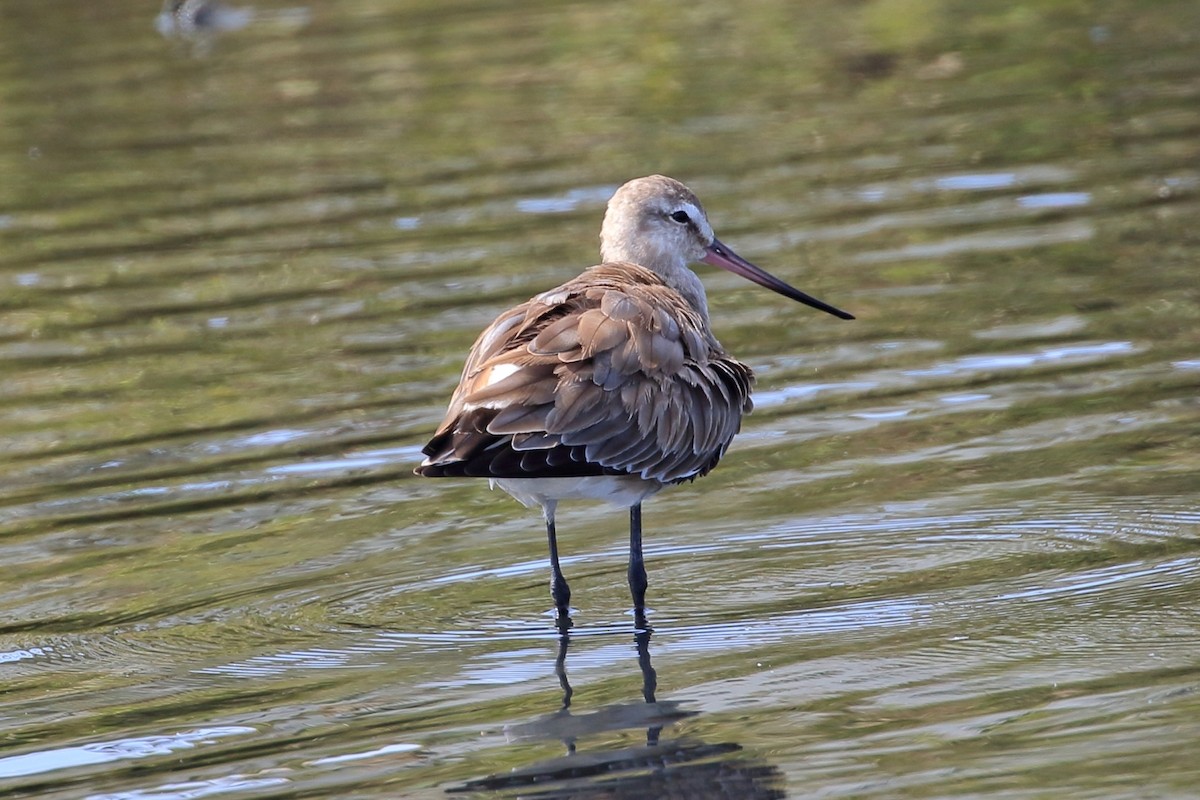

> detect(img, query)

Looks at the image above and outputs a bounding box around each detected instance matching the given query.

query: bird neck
[663,264,713,330]
[601,247,712,327]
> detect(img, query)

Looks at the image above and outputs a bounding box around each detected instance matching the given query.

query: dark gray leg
[628,503,648,619]
[544,502,571,618]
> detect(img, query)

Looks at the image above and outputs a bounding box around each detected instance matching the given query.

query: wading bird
[416,175,853,625]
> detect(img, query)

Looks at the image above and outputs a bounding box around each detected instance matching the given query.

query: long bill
[702,238,855,320]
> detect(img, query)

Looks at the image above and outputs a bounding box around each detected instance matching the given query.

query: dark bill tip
[702,239,855,320]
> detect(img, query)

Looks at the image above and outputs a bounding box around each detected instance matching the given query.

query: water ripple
[0,727,256,780]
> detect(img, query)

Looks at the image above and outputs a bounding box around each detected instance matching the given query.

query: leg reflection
[634,627,660,745]
[554,627,573,712]
[450,626,786,798]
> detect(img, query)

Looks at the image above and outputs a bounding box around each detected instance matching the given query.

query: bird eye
[669,210,691,224]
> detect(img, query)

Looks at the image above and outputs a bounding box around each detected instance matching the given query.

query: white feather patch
[463,363,523,411]
[483,363,520,385]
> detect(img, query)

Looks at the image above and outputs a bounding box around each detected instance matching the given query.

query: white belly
[491,476,665,510]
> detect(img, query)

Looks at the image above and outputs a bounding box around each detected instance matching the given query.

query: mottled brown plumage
[417,262,753,485]
[415,175,853,624]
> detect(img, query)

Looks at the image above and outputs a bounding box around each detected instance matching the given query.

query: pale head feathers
[599,175,716,322]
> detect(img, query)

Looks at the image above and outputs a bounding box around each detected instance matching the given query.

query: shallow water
[2,0,1199,797]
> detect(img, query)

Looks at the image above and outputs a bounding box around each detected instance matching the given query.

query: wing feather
[415,263,755,483]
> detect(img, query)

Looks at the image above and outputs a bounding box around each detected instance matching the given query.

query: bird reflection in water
[155,0,254,39]
[447,626,786,799]
[154,1,309,56]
